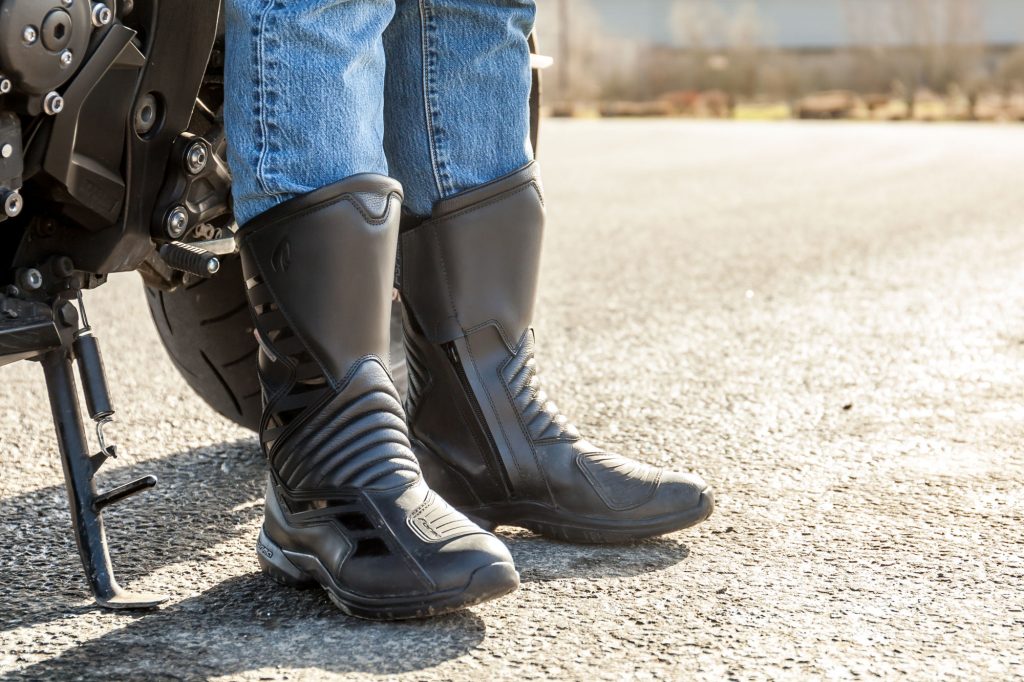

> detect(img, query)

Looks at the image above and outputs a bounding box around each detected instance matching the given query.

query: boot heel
[257,528,316,588]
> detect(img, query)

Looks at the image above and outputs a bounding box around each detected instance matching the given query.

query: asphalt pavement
[1,119,1022,680]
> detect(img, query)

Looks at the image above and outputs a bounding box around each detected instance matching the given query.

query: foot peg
[159,241,221,278]
[40,319,168,610]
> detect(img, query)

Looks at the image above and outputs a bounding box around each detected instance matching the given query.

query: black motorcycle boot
[399,163,714,543]
[238,175,519,619]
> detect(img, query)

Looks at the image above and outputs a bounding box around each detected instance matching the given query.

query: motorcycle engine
[0,0,229,281]
[0,0,116,224]
[0,0,99,100]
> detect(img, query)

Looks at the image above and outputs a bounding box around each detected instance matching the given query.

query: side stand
[41,347,167,609]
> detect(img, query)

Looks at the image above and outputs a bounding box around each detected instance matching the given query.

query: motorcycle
[0,0,541,609]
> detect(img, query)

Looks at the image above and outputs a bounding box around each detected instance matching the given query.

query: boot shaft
[239,175,404,386]
[399,162,545,348]
[399,163,556,504]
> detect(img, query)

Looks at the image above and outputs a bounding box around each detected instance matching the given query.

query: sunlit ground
[1,119,1022,680]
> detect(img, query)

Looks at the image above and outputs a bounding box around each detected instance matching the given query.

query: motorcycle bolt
[133,93,158,136]
[165,206,189,238]
[43,92,64,116]
[58,301,79,328]
[18,268,43,292]
[61,0,74,8]
[59,50,73,68]
[0,78,11,95]
[206,257,221,275]
[92,4,113,27]
[51,256,75,278]
[1,144,13,159]
[3,191,23,218]
[185,140,209,174]
[22,26,38,45]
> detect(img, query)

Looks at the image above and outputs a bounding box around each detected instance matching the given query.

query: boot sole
[256,528,519,620]
[463,488,715,544]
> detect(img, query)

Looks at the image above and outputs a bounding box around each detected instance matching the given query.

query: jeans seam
[418,0,453,199]
[254,0,281,199]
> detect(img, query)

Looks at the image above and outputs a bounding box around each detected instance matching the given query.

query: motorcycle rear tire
[144,256,261,432]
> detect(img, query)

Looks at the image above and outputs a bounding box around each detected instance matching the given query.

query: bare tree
[669,0,772,97]
[536,0,619,103]
[670,0,727,91]
[725,2,768,97]
[842,0,985,114]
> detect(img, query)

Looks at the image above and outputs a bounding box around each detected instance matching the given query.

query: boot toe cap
[650,469,714,525]
[329,528,518,615]
[426,531,519,595]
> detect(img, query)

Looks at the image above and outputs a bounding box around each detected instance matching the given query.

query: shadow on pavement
[500,532,691,583]
[13,572,489,679]
[0,438,266,634]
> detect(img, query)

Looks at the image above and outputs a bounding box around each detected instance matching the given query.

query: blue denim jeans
[225,0,536,224]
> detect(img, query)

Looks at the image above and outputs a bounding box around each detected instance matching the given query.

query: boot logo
[407,492,482,543]
[257,538,274,559]
[272,238,292,273]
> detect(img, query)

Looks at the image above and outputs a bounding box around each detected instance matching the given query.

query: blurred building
[537,0,1024,108]
[588,0,1024,50]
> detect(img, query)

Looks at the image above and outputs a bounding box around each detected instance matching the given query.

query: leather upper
[263,476,513,598]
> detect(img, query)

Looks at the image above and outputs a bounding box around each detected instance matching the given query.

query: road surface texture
[1,120,1022,680]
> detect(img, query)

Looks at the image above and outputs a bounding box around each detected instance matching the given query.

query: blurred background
[536,0,1024,121]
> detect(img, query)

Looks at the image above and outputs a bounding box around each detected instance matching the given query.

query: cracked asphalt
[2,120,1023,680]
